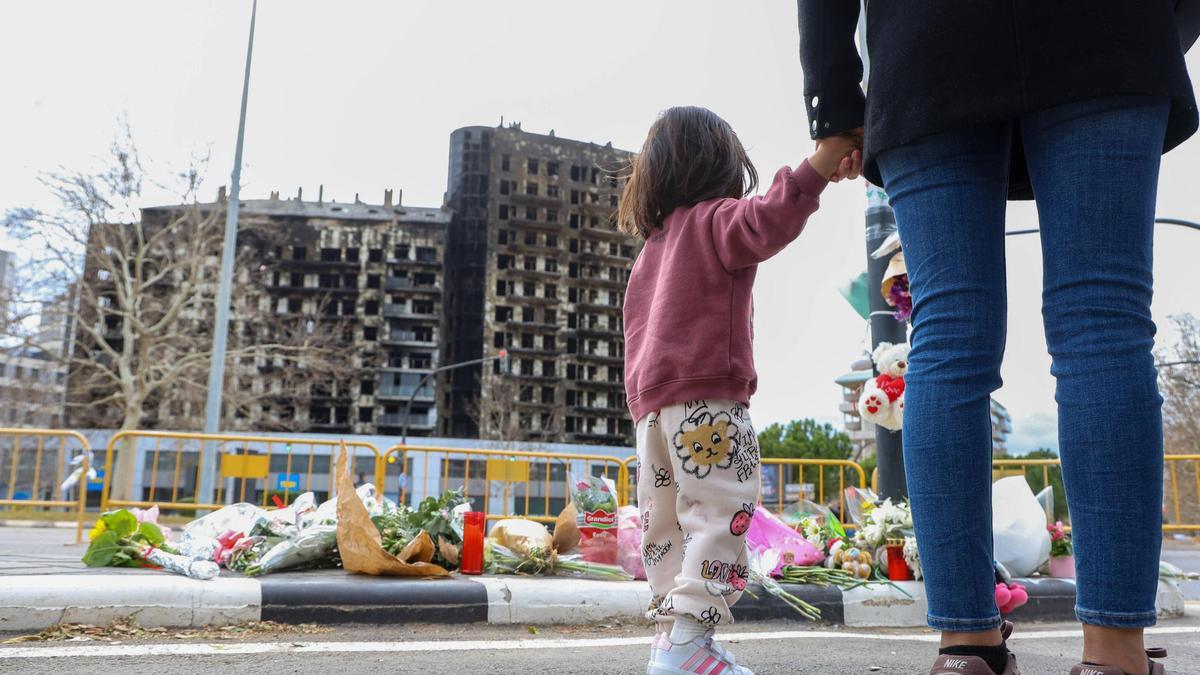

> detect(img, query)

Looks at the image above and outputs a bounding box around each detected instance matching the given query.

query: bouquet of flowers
[1048,521,1072,558]
[484,517,631,580]
[84,509,218,580]
[372,488,469,570]
[571,475,619,565]
[1160,560,1200,590]
[843,487,921,579]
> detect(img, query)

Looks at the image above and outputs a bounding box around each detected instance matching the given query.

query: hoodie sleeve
[708,161,828,271]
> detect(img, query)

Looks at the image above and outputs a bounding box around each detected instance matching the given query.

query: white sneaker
[647,632,754,675]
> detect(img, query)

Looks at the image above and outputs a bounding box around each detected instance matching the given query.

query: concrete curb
[0,573,1185,631]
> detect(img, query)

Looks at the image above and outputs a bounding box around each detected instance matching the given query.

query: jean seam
[1075,606,1157,628]
[926,613,1002,631]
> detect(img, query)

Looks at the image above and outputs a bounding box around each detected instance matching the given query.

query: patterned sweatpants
[637,399,761,629]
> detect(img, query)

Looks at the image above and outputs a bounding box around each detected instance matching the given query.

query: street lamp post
[198,0,258,505]
[400,349,508,446]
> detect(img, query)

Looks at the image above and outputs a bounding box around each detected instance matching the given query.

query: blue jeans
[877,95,1169,631]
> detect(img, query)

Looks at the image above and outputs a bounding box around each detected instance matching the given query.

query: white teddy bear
[856,342,910,431]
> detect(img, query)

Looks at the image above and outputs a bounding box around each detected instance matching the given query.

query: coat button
[812,120,818,132]
[811,96,820,107]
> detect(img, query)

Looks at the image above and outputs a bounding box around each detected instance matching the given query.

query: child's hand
[810,128,863,182]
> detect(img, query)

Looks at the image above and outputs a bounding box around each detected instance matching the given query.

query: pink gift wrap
[745,506,823,575]
[616,505,646,580]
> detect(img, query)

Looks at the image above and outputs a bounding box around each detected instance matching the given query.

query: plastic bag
[745,506,823,575]
[992,476,1051,577]
[490,518,554,558]
[570,475,618,564]
[616,505,645,580]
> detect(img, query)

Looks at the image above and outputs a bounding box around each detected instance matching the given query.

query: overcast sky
[2,2,1196,453]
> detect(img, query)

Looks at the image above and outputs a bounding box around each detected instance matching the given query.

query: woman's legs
[1021,95,1170,673]
[878,124,1012,641]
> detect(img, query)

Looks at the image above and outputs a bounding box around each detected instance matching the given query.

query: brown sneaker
[1069,648,1168,675]
[929,622,1020,675]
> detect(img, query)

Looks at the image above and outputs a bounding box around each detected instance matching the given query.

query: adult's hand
[817,127,863,182]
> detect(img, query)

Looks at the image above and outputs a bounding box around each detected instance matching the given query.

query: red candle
[460,511,485,575]
[886,538,911,581]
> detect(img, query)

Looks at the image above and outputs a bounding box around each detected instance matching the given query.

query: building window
[570,190,579,205]
[522,281,535,297]
[521,333,534,349]
[501,154,511,171]
[496,280,509,297]
[569,238,579,253]
[288,298,302,313]
[494,331,507,348]
[570,165,581,181]
[495,306,512,322]
[523,256,536,271]
[342,300,355,315]
[545,309,556,324]
[546,209,558,223]
[368,248,383,263]
[524,231,537,246]
[526,207,537,220]
[545,259,557,273]
[346,248,360,263]
[525,182,539,196]
[547,185,559,198]
[361,380,375,395]
[321,248,340,262]
[498,228,510,245]
[544,335,556,351]
[544,284,557,298]
[290,272,304,286]
[499,180,510,195]
[359,407,373,423]
[522,306,534,322]
[293,246,306,260]
[364,326,378,341]
[367,274,381,289]
[610,195,618,207]
[528,158,539,174]
[546,234,557,247]
[569,213,580,229]
[365,300,379,315]
[541,387,555,403]
[497,254,513,270]
[547,162,559,176]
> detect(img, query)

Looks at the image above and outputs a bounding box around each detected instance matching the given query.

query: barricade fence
[0,428,91,542]
[0,426,1196,536]
[100,431,383,515]
[382,444,628,526]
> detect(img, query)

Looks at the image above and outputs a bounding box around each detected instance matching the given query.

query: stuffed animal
[857,342,910,431]
[826,542,874,579]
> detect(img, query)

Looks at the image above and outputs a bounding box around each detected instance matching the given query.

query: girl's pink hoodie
[622,161,827,422]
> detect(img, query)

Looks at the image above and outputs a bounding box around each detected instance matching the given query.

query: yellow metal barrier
[382,444,628,526]
[1164,454,1200,533]
[621,455,868,525]
[101,431,383,514]
[0,428,91,543]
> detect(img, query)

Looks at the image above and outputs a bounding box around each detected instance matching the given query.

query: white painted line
[2,626,1198,659]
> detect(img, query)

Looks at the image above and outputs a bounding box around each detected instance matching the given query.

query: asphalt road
[3,619,1200,675]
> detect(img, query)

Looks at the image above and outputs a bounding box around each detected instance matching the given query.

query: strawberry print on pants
[636,400,761,628]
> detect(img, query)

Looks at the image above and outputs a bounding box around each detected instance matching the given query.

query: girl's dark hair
[617,106,757,238]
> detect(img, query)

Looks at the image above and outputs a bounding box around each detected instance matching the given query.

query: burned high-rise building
[444,124,638,446]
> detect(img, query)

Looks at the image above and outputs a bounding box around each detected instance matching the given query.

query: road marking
[1,626,1198,659]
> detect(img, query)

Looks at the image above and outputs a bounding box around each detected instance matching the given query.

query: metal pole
[401,350,507,445]
[858,2,908,500]
[199,0,257,505]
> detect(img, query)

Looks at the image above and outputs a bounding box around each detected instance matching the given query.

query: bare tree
[2,126,357,499]
[470,372,566,443]
[1158,313,1200,527]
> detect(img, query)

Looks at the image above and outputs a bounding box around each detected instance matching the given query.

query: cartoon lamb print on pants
[673,409,739,479]
[729,503,755,536]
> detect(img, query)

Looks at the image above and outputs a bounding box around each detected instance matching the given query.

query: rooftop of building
[144,188,452,225]
[455,122,633,156]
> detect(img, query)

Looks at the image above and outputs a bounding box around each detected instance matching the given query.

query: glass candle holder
[460,511,485,575]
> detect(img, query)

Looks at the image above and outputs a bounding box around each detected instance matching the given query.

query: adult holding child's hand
[798,3,1197,674]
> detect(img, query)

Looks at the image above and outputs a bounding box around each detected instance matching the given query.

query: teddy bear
[825,540,874,578]
[856,341,910,431]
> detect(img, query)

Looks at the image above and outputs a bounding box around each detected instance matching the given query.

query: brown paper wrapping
[552,503,580,554]
[880,251,907,301]
[335,442,449,577]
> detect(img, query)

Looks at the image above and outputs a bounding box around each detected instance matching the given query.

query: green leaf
[136,522,165,547]
[82,531,121,567]
[100,510,138,538]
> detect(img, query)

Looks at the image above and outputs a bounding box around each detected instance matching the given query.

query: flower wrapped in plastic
[84,509,218,580]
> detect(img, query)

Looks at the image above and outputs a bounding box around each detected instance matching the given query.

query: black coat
[798,1,1198,199]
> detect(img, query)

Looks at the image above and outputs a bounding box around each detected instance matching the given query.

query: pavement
[1,527,1197,633]
[3,618,1200,675]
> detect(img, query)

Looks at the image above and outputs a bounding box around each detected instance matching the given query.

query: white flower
[903,536,922,580]
[860,524,884,548]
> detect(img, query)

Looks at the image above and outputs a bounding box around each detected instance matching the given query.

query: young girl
[619,106,860,675]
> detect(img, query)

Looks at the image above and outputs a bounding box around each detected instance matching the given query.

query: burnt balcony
[509,192,563,208]
[568,324,623,338]
[504,319,560,333]
[380,330,438,348]
[382,304,439,320]
[378,412,435,429]
[376,384,435,401]
[384,276,442,294]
